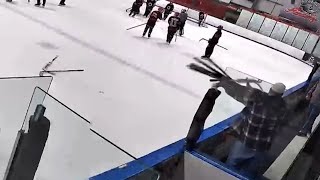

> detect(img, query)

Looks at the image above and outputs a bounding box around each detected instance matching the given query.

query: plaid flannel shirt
[221,79,287,151]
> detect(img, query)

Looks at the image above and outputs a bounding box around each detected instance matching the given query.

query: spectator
[298,79,320,137]
[218,78,287,178]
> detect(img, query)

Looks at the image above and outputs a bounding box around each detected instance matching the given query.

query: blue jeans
[301,104,320,134]
[226,140,267,178]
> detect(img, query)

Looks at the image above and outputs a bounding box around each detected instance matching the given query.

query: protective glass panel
[282,26,299,45]
[247,14,265,32]
[236,10,253,28]
[292,30,309,50]
[270,22,289,41]
[225,67,273,93]
[302,34,319,54]
[0,76,52,179]
[259,18,277,37]
[313,40,320,58]
[14,87,160,180]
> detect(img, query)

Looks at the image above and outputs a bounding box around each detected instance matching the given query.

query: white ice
[0,0,312,178]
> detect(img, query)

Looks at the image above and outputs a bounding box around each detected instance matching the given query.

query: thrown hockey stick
[194,57,229,78]
[39,69,84,76]
[42,55,59,71]
[199,38,228,50]
[126,23,147,30]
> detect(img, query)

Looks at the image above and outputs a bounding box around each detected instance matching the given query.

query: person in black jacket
[144,0,157,17]
[202,25,223,59]
[199,11,205,26]
[129,0,143,17]
[163,2,174,20]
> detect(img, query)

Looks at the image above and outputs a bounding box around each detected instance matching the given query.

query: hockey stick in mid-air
[199,38,228,50]
[126,23,147,30]
[39,69,84,76]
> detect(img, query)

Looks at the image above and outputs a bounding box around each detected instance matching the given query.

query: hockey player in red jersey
[129,0,143,17]
[166,12,181,44]
[143,7,163,38]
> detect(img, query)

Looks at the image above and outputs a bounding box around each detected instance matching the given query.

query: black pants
[129,9,139,17]
[59,0,65,4]
[199,19,204,26]
[163,11,171,20]
[144,7,152,17]
[143,25,154,37]
[167,28,177,43]
[36,0,46,5]
[205,44,216,58]
[179,22,185,36]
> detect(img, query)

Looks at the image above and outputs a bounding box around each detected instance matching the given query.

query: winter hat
[271,83,286,94]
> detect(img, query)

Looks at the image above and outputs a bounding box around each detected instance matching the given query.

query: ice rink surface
[0,0,313,178]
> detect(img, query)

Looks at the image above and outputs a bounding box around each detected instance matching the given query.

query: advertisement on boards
[279,0,320,32]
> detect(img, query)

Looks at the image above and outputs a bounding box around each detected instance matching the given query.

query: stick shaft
[126,23,147,30]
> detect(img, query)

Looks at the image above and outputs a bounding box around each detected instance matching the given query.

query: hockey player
[144,0,157,17]
[163,2,174,20]
[166,12,181,44]
[199,11,205,27]
[143,7,163,38]
[179,9,188,36]
[129,0,143,17]
[202,25,223,59]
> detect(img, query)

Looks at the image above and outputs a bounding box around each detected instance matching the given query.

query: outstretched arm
[218,77,257,106]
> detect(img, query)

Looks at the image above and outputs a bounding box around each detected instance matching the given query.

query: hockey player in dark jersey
[199,11,205,27]
[129,0,143,17]
[166,12,181,44]
[144,0,157,17]
[202,25,223,58]
[143,7,163,38]
[179,9,188,36]
[163,2,174,20]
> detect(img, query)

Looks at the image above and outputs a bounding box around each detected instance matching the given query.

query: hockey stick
[44,69,84,73]
[187,63,222,79]
[175,32,178,42]
[126,23,147,30]
[125,7,132,12]
[39,69,84,76]
[42,55,59,71]
[193,57,223,77]
[199,38,228,50]
[206,58,230,78]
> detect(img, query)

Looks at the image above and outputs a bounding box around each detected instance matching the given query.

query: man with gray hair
[218,78,287,178]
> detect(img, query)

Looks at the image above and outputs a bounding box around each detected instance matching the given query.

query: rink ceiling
[0,0,312,175]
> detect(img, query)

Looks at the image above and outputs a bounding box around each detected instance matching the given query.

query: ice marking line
[1,4,201,99]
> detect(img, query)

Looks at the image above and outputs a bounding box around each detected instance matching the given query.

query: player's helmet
[181,9,186,13]
[218,25,223,30]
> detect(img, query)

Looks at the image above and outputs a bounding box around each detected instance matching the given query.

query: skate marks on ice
[0,4,201,99]
[37,41,59,50]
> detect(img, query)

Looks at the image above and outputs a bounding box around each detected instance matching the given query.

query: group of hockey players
[129,1,185,44]
[129,0,223,57]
